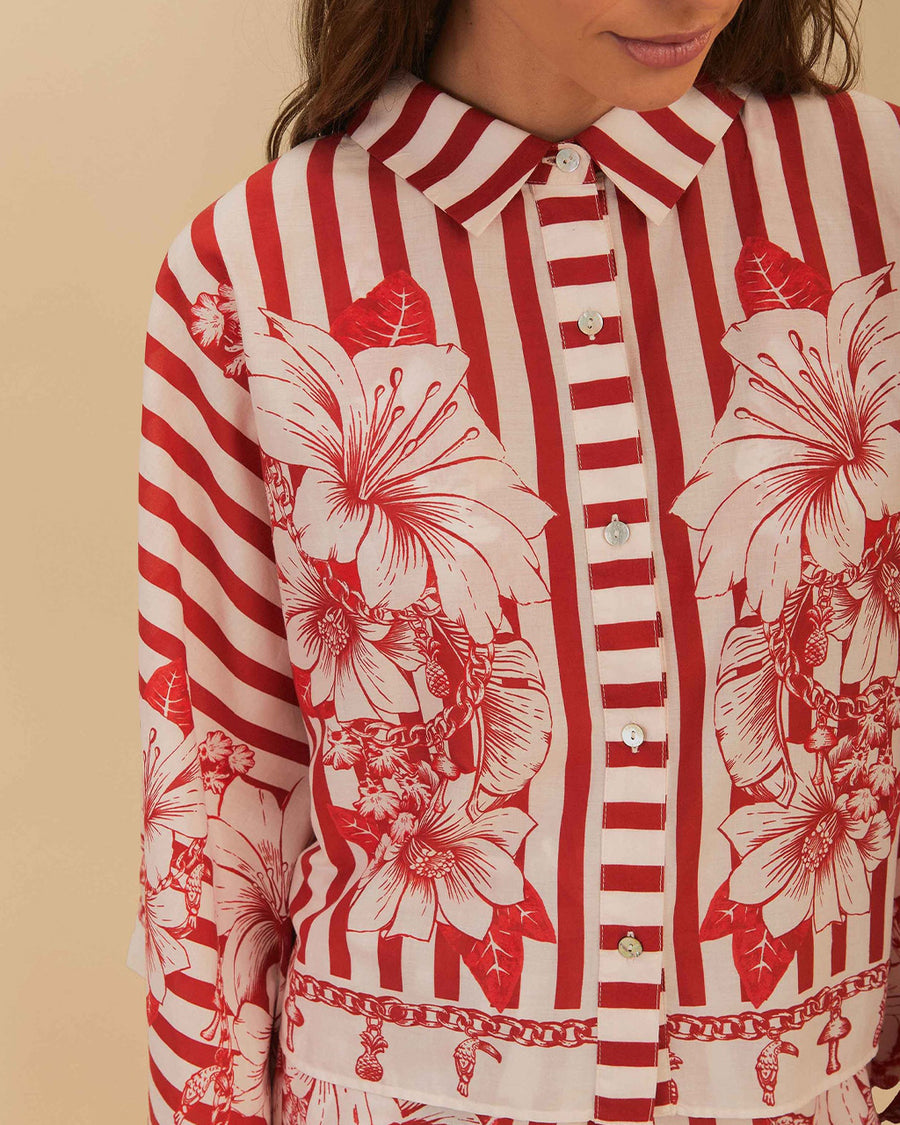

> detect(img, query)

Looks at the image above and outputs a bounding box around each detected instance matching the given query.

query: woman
[127,2,900,1125]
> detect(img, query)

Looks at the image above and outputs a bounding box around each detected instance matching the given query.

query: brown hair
[265,0,864,161]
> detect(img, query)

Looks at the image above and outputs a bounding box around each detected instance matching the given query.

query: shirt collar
[345,66,750,236]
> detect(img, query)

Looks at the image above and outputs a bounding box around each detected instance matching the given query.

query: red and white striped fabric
[128,63,900,1125]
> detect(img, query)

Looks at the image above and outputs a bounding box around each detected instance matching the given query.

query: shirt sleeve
[126,218,315,1125]
[870,846,900,1120]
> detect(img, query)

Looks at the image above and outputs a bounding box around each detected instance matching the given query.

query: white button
[555,146,581,172]
[577,309,604,339]
[603,514,630,546]
[618,931,643,959]
[621,722,645,751]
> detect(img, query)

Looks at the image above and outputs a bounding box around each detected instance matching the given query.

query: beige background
[2,2,898,1121]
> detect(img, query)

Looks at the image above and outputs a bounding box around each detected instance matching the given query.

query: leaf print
[670,245,900,622]
[699,881,810,1005]
[505,874,556,943]
[437,909,525,1011]
[330,270,436,355]
[713,621,795,804]
[246,270,557,643]
[428,870,557,1009]
[731,908,810,1008]
[734,236,831,318]
[699,879,754,941]
[143,657,193,734]
[468,637,552,816]
[328,804,382,857]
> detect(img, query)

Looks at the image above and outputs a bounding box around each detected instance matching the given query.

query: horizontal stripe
[550,253,616,286]
[589,557,654,587]
[601,865,665,893]
[600,680,665,709]
[597,1040,659,1067]
[594,1094,657,1122]
[596,619,659,651]
[603,801,666,830]
[576,435,641,470]
[569,374,633,410]
[534,193,604,224]
[599,981,661,1009]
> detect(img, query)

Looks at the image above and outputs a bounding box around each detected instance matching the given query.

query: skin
[424,0,745,141]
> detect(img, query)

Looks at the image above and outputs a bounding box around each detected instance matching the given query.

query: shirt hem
[668,1051,874,1118]
[279,1048,876,1122]
[278,1053,596,1122]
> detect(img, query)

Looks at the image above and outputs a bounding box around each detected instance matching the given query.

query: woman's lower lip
[611,28,712,68]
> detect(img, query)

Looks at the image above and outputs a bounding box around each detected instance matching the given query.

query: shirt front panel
[248,133,610,1120]
[604,89,900,1113]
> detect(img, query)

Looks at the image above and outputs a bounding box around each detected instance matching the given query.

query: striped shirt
[127,63,900,1125]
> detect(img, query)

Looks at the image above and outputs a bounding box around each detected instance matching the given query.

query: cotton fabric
[127,63,900,1125]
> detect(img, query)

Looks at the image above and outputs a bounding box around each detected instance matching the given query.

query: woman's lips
[610,26,714,68]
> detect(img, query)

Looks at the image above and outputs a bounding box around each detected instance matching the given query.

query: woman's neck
[423,0,615,142]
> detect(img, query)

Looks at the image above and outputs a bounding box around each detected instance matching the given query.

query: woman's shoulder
[735,81,900,201]
[739,79,900,131]
[156,131,367,292]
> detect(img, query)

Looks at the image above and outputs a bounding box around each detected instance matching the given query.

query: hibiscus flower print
[346,777,537,942]
[246,271,557,643]
[229,999,276,1117]
[826,547,900,684]
[138,700,206,1000]
[207,774,313,1014]
[189,280,247,380]
[271,525,425,722]
[721,767,892,937]
[670,251,900,623]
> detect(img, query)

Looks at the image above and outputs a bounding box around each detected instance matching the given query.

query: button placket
[528,159,669,1125]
